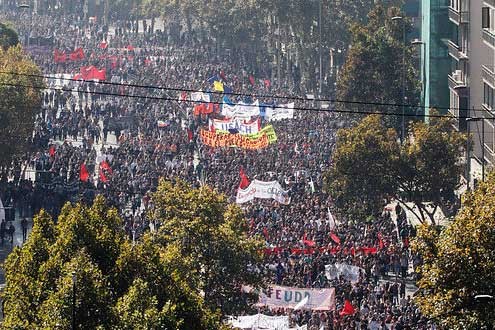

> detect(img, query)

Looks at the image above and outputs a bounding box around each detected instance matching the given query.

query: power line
[0,80,450,119]
[0,70,479,115]
[0,81,475,120]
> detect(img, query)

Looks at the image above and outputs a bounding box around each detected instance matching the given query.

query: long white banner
[265,102,295,121]
[222,100,260,119]
[244,285,335,311]
[227,314,307,330]
[211,117,260,135]
[236,180,290,205]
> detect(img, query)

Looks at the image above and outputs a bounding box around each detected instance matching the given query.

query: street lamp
[392,16,406,142]
[466,117,485,183]
[71,271,76,330]
[411,39,426,121]
[318,0,323,96]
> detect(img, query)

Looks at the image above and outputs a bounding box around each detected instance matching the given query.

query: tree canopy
[412,173,495,329]
[0,22,19,50]
[2,180,262,328]
[336,4,421,130]
[325,113,466,224]
[0,45,43,172]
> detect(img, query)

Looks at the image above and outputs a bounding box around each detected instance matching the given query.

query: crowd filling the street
[0,3,452,330]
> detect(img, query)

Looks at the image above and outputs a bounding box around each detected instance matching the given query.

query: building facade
[448,0,495,185]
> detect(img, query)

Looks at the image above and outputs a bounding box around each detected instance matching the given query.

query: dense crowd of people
[0,7,434,329]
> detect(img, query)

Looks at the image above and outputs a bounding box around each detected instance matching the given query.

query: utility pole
[318,0,322,96]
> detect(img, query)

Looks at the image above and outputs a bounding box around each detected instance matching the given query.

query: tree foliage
[325,114,466,224]
[2,192,253,329]
[0,45,43,171]
[412,173,495,329]
[0,22,19,50]
[151,179,264,315]
[336,4,420,129]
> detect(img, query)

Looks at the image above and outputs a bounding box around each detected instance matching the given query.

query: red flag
[53,49,67,63]
[186,128,193,142]
[100,160,112,174]
[330,232,341,245]
[262,228,269,240]
[126,45,134,51]
[99,41,108,49]
[79,163,89,182]
[264,79,271,89]
[69,48,85,61]
[144,58,152,65]
[339,300,356,316]
[302,233,316,247]
[49,145,56,157]
[239,167,250,189]
[249,75,255,86]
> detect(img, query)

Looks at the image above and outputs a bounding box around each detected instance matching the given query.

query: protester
[0,7,431,329]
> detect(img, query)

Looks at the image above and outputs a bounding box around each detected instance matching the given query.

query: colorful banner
[244,285,335,311]
[200,129,269,149]
[211,117,260,135]
[236,179,290,204]
[265,102,295,121]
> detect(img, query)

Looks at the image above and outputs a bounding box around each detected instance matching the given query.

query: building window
[450,89,459,117]
[450,0,460,11]
[483,82,494,110]
[483,7,490,29]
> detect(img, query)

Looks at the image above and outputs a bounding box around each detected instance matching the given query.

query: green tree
[151,179,264,315]
[325,114,466,224]
[0,22,19,50]
[336,4,420,129]
[2,196,227,329]
[325,115,398,220]
[412,173,495,329]
[0,45,43,172]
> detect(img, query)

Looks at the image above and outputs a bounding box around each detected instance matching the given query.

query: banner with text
[200,129,269,149]
[222,100,260,119]
[265,102,295,121]
[236,179,290,204]
[211,117,260,135]
[325,263,364,283]
[245,125,277,144]
[244,285,335,311]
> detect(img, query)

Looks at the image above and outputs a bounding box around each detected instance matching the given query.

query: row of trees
[2,179,263,329]
[0,25,43,175]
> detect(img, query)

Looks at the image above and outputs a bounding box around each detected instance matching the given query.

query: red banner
[77,66,106,81]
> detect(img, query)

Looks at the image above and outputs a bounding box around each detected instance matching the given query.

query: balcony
[483,29,495,49]
[482,65,495,87]
[449,70,468,95]
[448,7,469,25]
[447,40,468,61]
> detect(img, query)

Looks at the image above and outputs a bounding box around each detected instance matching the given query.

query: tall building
[448,0,494,185]
[420,0,451,117]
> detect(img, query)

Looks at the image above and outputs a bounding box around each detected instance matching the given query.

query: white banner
[236,180,290,205]
[190,91,211,103]
[227,314,306,330]
[265,102,295,121]
[222,100,260,119]
[325,263,364,283]
[211,117,260,135]
[244,285,335,311]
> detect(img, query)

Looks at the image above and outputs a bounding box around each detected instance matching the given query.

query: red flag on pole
[99,41,108,49]
[100,160,113,174]
[330,232,341,245]
[302,233,316,247]
[79,163,89,182]
[377,232,385,249]
[339,300,356,316]
[186,128,193,142]
[239,167,250,189]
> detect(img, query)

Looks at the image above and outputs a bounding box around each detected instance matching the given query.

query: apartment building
[448,0,495,184]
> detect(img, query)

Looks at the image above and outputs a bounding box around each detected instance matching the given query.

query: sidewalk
[0,209,32,285]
